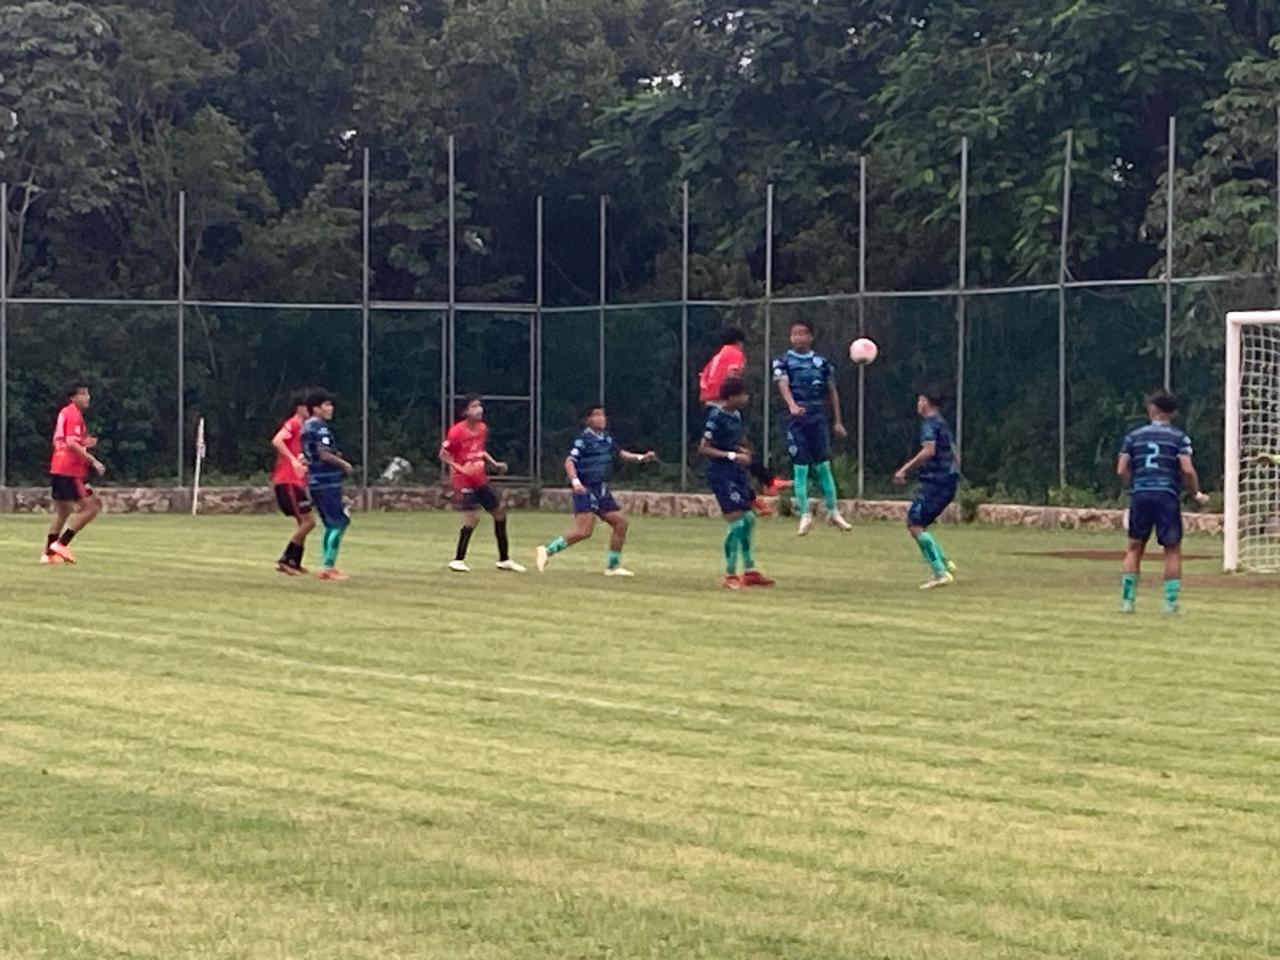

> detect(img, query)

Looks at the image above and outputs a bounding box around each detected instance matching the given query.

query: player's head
[789,320,814,353]
[916,384,948,416]
[582,405,607,431]
[306,388,336,421]
[460,393,484,422]
[720,326,747,348]
[66,381,91,409]
[289,388,310,417]
[1146,390,1179,420]
[719,376,749,410]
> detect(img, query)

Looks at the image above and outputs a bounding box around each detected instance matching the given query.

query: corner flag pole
[191,417,206,516]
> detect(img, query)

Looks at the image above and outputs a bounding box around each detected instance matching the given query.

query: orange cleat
[276,562,301,577]
[318,568,349,581]
[741,570,776,588]
[721,575,743,590]
[752,496,775,517]
[39,552,65,565]
[765,477,794,496]
[49,542,76,564]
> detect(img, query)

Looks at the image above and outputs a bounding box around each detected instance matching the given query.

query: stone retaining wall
[0,485,1222,534]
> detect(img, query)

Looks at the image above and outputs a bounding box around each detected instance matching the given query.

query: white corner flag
[191,417,206,516]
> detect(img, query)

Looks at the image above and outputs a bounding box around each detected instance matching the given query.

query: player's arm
[1178,454,1210,505]
[698,437,750,465]
[773,362,803,417]
[1116,452,1132,487]
[65,437,106,476]
[272,425,306,480]
[827,380,847,438]
[893,441,936,484]
[482,451,509,474]
[315,446,354,475]
[620,449,656,463]
[565,450,585,492]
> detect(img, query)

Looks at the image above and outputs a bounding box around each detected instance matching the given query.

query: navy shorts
[708,465,754,515]
[310,485,351,530]
[572,482,621,517]
[785,413,830,466]
[456,484,501,513]
[1128,491,1182,548]
[908,477,958,529]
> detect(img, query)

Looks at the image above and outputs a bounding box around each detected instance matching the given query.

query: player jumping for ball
[43,381,106,564]
[700,378,775,589]
[270,389,316,575]
[535,405,657,576]
[772,320,851,535]
[302,389,355,581]
[440,394,526,573]
[1117,391,1209,614]
[894,386,960,590]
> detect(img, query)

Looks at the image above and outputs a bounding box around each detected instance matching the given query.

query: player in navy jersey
[773,320,851,535]
[895,386,960,590]
[1117,391,1209,613]
[699,378,775,589]
[536,406,657,576]
[301,389,355,581]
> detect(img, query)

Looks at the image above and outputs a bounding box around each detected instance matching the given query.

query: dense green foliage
[4,1,1280,492]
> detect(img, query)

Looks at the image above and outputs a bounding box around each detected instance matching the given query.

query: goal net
[1225,311,1280,572]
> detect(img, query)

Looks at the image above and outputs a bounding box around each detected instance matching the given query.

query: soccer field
[1,512,1277,959]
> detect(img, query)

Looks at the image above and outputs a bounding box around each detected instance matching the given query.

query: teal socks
[793,464,811,515]
[814,460,839,512]
[547,535,569,556]
[1164,578,1181,612]
[322,526,346,569]
[740,512,756,571]
[723,519,745,574]
[917,531,948,576]
[607,550,622,570]
[1121,573,1138,609]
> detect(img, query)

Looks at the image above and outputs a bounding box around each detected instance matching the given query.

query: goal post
[1225,311,1280,573]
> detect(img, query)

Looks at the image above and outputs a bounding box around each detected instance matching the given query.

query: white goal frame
[1225,310,1280,572]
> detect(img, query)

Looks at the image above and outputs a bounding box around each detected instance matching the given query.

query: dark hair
[289,388,310,410]
[1147,390,1178,414]
[66,380,90,400]
[790,320,814,335]
[719,377,748,401]
[919,383,949,408]
[459,392,483,415]
[581,404,605,421]
[720,326,747,347]
[305,388,335,413]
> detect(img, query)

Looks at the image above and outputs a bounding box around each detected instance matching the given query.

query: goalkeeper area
[1227,311,1280,573]
[2,513,1277,959]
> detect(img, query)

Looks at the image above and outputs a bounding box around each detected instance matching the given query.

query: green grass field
[1,512,1278,959]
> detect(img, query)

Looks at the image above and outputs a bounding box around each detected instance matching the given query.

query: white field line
[0,618,730,726]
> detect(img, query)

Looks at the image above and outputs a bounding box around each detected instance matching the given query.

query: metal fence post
[0,181,7,488]
[1057,131,1074,490]
[1164,117,1176,391]
[956,136,969,463]
[448,135,457,413]
[529,196,539,483]
[177,190,186,487]
[361,147,371,503]
[763,183,774,469]
[681,180,690,491]
[1275,106,1279,306]
[598,194,607,405]
[857,158,866,500]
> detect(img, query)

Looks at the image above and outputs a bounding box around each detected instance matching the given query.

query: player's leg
[315,488,352,579]
[51,484,101,563]
[487,488,526,572]
[738,507,775,587]
[450,500,481,571]
[601,510,632,576]
[44,486,73,561]
[721,509,746,588]
[786,419,813,534]
[538,513,595,571]
[1157,498,1185,613]
[908,487,953,589]
[1122,494,1156,612]
[276,485,314,574]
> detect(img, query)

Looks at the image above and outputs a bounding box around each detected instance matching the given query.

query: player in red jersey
[270,389,317,575]
[43,381,106,564]
[439,394,526,573]
[698,326,791,513]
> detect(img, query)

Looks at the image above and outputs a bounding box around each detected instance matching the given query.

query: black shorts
[274,483,313,520]
[51,475,92,503]
[1129,491,1183,548]
[455,484,501,513]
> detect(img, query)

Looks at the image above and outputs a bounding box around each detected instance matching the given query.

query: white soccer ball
[849,337,879,365]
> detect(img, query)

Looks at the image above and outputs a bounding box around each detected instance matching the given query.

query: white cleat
[604,567,635,578]
[535,545,549,573]
[448,560,471,573]
[496,559,527,573]
[827,511,852,532]
[919,572,955,591]
[797,512,814,537]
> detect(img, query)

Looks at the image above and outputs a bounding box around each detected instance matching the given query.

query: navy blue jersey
[569,429,616,485]
[1122,422,1191,496]
[772,351,833,414]
[919,415,958,482]
[703,404,745,454]
[302,417,344,489]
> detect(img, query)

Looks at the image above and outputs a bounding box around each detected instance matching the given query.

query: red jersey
[699,344,746,404]
[443,420,489,490]
[271,415,305,486]
[50,402,91,478]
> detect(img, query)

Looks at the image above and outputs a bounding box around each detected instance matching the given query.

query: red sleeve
[53,409,68,446]
[726,345,746,375]
[443,423,460,456]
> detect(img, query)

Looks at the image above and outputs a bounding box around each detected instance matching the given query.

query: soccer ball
[849,337,879,365]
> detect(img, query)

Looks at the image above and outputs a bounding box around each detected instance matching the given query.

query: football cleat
[1120,600,1136,615]
[721,575,743,590]
[448,560,471,573]
[535,545,550,573]
[39,552,65,565]
[752,496,775,517]
[827,511,853,531]
[318,568,349,581]
[49,542,77,564]
[276,561,300,577]
[495,559,527,573]
[765,478,794,496]
[604,567,635,578]
[741,570,776,588]
[919,572,955,591]
[796,513,814,537]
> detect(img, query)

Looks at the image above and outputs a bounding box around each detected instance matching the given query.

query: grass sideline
[1,512,1277,959]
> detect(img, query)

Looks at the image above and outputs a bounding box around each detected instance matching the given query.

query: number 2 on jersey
[1143,442,1160,471]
